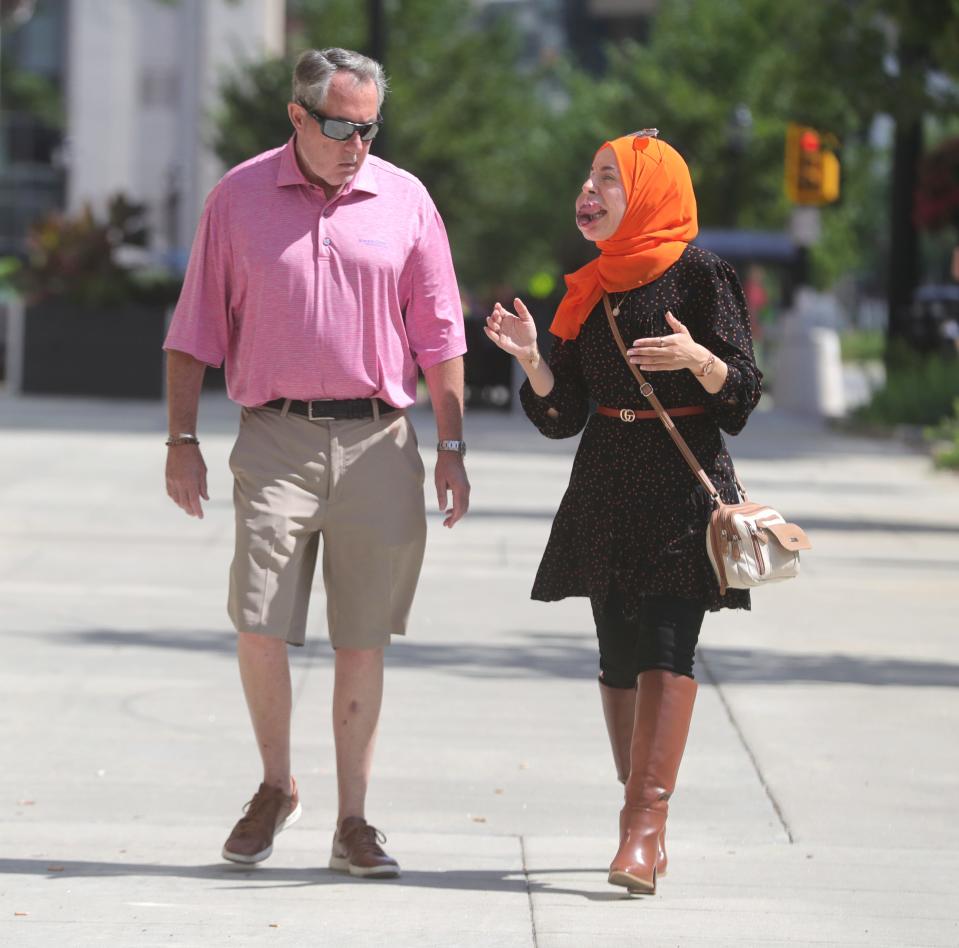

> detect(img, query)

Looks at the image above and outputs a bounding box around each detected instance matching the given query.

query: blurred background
[2,0,959,463]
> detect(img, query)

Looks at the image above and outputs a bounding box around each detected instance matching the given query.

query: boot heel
[607,867,656,894]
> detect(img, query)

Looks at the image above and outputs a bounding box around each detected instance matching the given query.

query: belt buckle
[307,399,335,421]
[619,408,636,422]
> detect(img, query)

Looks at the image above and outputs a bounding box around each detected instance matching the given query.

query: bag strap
[603,292,722,504]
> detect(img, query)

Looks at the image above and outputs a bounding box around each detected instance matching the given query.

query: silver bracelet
[166,433,199,447]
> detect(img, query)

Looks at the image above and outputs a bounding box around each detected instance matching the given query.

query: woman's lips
[577,203,607,227]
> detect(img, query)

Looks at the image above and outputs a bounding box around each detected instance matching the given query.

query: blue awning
[694,229,799,264]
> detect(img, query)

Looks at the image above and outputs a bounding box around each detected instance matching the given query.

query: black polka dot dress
[520,245,763,617]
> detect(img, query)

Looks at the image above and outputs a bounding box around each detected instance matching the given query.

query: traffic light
[785,123,840,206]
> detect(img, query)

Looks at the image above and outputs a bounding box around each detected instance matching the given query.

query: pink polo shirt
[164,138,466,408]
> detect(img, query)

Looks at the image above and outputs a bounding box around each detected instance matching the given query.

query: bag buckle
[619,408,636,422]
[639,382,654,398]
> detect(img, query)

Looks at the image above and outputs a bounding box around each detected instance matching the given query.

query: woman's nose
[581,176,596,194]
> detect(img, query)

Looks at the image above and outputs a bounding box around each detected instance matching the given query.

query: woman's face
[575,146,627,242]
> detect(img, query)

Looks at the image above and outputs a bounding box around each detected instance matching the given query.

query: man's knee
[238,629,290,655]
[334,646,385,670]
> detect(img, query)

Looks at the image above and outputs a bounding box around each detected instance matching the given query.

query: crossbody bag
[603,292,811,595]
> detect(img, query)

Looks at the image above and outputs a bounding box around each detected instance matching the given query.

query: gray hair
[292,48,388,111]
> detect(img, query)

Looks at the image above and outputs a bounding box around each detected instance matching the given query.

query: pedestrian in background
[484,130,761,894]
[163,47,469,879]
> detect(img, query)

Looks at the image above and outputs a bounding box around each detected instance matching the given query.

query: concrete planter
[18,299,168,399]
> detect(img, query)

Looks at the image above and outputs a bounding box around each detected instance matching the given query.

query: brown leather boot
[608,669,697,894]
[599,681,636,784]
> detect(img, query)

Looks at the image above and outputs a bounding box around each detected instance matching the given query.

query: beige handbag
[603,293,811,595]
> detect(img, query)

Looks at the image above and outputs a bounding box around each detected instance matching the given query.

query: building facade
[1,0,284,266]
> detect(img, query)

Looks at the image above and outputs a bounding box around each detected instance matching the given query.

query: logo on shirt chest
[359,238,388,248]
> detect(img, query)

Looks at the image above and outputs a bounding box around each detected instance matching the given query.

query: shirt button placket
[319,200,335,253]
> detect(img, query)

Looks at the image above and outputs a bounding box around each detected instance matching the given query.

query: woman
[484,131,761,895]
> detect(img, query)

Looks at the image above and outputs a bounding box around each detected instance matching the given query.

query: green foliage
[208,0,959,300]
[925,398,959,469]
[212,0,558,294]
[810,144,890,289]
[16,195,178,308]
[0,60,63,128]
[840,329,886,363]
[211,57,294,170]
[854,348,959,426]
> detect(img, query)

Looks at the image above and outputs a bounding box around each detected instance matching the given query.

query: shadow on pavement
[437,508,959,534]
[700,648,959,688]
[0,858,627,902]
[47,628,959,688]
[1,392,923,467]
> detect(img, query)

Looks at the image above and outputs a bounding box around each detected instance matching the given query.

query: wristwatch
[437,439,467,456]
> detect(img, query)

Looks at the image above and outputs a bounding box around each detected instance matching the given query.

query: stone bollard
[772,313,845,418]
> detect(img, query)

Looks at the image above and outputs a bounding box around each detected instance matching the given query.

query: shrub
[925,399,959,469]
[16,194,178,308]
[840,328,885,362]
[854,349,959,427]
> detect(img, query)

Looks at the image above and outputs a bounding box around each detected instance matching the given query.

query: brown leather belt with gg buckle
[597,405,707,422]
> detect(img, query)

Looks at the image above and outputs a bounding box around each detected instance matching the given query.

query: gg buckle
[619,408,636,422]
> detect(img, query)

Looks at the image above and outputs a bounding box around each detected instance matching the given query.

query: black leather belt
[262,397,399,421]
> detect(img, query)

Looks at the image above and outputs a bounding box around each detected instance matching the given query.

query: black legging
[595,586,706,686]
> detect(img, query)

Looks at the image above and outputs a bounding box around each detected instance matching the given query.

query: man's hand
[166,444,209,518]
[435,452,470,528]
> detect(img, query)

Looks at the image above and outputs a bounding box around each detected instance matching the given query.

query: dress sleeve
[695,260,763,435]
[519,335,590,439]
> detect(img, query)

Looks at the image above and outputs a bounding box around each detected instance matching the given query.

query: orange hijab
[549,133,698,340]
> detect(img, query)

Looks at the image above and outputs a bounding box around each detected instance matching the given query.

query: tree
[212,0,559,297]
[556,0,959,345]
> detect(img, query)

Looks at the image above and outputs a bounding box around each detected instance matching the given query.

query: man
[163,48,469,879]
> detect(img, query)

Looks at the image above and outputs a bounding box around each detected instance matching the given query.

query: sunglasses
[297,101,382,142]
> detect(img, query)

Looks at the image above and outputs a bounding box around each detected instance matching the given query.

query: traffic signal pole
[886,118,923,354]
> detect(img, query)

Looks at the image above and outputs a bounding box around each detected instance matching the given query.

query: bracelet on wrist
[166,433,200,447]
[697,354,716,378]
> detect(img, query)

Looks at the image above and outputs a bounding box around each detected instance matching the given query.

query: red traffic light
[800,130,820,151]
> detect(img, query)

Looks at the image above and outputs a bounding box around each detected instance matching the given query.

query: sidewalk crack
[518,834,539,947]
[700,650,794,843]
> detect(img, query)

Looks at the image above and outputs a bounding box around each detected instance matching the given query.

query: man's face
[288,73,380,191]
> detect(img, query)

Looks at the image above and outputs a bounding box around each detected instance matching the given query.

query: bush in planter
[853,344,959,428]
[15,195,180,399]
[925,399,959,470]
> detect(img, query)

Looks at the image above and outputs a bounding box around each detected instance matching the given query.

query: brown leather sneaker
[329,816,400,878]
[221,777,302,864]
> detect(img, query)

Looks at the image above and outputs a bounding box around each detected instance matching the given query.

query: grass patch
[840,329,885,363]
[926,399,959,470]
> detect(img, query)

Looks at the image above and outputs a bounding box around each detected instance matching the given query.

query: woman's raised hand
[484,297,538,362]
[627,311,706,372]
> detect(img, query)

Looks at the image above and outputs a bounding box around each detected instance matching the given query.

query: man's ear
[287,102,304,132]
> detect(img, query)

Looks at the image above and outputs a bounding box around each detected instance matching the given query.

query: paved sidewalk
[1,392,958,947]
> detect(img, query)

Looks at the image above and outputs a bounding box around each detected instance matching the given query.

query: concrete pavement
[1,392,958,947]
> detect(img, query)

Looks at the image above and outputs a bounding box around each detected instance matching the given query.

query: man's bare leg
[237,631,292,793]
[332,646,384,821]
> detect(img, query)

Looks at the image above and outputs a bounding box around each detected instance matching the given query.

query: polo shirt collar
[277,136,379,197]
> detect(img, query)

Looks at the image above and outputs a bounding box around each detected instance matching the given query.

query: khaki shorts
[227,405,427,649]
